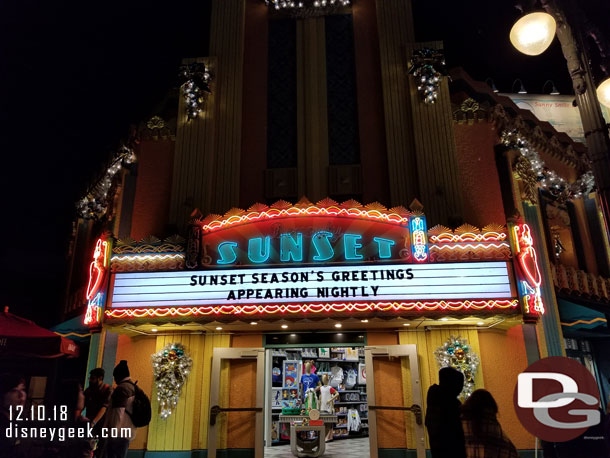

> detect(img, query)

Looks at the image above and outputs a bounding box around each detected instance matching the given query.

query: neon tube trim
[200,206,409,233]
[105,299,519,319]
[429,232,507,243]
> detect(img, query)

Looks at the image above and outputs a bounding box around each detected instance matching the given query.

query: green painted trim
[129,449,540,458]
[101,331,119,386]
[524,204,564,357]
[126,451,145,458]
[217,449,255,458]
[85,332,101,383]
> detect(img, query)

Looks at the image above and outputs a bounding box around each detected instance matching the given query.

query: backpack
[126,381,152,427]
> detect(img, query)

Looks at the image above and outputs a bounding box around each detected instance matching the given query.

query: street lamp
[597,77,610,108]
[510,0,610,236]
[510,12,556,56]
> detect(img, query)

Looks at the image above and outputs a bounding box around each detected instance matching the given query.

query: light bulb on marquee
[510,12,556,56]
[597,77,610,109]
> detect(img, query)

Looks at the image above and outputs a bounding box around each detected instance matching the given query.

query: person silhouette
[425,367,466,458]
[461,389,518,458]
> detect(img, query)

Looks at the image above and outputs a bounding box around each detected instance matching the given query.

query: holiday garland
[152,343,193,419]
[434,335,479,399]
[408,48,447,104]
[501,129,595,201]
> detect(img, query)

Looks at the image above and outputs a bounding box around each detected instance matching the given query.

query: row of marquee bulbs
[147,318,486,332]
[509,12,610,109]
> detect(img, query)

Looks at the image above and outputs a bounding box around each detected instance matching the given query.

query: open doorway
[264,343,370,457]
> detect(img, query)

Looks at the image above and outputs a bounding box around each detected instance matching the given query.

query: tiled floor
[265,436,370,457]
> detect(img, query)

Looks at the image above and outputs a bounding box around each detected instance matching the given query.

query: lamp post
[511,0,610,235]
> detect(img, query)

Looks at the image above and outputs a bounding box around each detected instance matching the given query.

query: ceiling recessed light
[151,328,158,332]
[440,317,449,321]
[477,321,485,326]
[334,323,342,328]
[215,326,223,330]
[358,335,364,338]
[337,333,343,336]
[281,324,288,329]
[361,319,369,323]
[250,321,258,325]
[403,323,410,326]
[290,333,296,337]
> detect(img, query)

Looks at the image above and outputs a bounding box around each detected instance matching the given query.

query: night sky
[1,0,607,326]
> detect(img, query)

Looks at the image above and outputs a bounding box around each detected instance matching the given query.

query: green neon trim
[280,233,303,262]
[248,236,271,263]
[312,231,334,261]
[344,234,363,260]
[217,241,238,265]
[373,237,395,259]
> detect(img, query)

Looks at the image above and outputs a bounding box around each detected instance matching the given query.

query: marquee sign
[108,262,516,315]
[103,201,528,321]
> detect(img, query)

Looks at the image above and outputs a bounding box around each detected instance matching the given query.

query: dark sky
[0,0,607,326]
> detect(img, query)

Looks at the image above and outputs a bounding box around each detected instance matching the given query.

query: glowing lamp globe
[510,12,556,56]
[597,77,610,109]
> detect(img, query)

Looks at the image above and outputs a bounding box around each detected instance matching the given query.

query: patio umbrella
[0,307,80,358]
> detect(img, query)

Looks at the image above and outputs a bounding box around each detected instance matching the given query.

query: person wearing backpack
[103,360,136,458]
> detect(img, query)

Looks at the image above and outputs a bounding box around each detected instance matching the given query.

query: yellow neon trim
[560,317,607,327]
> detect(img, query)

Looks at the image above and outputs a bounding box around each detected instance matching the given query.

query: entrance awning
[50,314,91,342]
[558,299,608,334]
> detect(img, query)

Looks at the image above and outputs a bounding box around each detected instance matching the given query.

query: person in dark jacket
[425,367,466,458]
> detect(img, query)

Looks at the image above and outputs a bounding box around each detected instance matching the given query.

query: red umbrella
[0,308,79,358]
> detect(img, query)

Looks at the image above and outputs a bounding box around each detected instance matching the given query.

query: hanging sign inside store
[194,210,421,267]
[109,261,515,309]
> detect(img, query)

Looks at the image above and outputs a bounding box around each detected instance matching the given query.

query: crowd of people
[2,361,609,457]
[0,360,136,458]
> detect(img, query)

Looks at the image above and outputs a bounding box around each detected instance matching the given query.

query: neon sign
[84,238,110,326]
[410,216,429,262]
[215,233,398,266]
[198,213,413,267]
[511,223,544,317]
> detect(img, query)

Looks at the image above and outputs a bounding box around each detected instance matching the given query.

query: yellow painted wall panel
[197,334,231,450]
[478,327,535,450]
[114,334,156,451]
[399,329,483,448]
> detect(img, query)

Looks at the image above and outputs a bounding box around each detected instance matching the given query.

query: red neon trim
[105,299,519,319]
[85,239,108,301]
[200,206,409,234]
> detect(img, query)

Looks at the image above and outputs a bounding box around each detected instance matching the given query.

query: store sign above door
[107,261,518,318]
[189,205,429,268]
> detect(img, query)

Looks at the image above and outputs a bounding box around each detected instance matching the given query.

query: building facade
[63,1,610,457]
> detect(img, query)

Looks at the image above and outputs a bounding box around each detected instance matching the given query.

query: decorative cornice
[449,68,589,172]
[192,197,416,234]
[138,116,176,141]
[427,223,510,262]
[112,235,186,254]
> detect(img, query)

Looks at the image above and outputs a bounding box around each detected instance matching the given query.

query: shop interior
[264,335,370,457]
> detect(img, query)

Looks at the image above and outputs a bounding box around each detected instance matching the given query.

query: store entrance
[207,347,265,458]
[264,342,370,457]
[365,345,425,458]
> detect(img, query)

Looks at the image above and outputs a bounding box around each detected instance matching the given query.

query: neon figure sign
[84,238,109,326]
[512,223,544,316]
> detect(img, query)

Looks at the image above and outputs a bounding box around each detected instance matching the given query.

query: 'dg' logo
[513,356,601,442]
